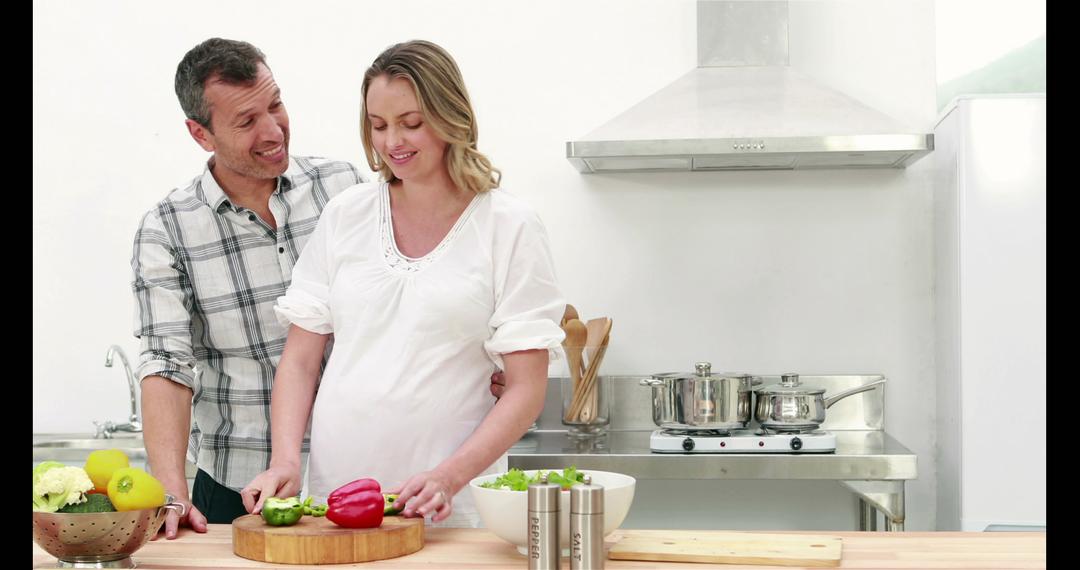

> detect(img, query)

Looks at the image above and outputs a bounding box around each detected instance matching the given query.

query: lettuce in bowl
[478,466,586,491]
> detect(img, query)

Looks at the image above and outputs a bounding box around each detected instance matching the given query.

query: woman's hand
[240,463,303,514]
[387,470,458,523]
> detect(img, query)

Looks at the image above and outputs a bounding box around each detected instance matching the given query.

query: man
[135,38,506,539]
[132,38,365,538]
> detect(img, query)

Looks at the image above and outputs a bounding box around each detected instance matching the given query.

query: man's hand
[154,495,207,540]
[240,463,303,515]
[490,370,506,398]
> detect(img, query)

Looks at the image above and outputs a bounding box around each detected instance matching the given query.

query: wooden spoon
[566,317,613,422]
[561,304,579,328]
[561,319,587,391]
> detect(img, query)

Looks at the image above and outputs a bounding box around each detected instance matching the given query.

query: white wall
[33,0,938,529]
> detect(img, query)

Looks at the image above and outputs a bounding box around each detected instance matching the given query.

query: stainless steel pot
[641,362,761,430]
[754,373,886,431]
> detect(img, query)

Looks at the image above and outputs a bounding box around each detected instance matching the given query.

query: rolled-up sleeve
[274,209,334,334]
[484,209,566,370]
[131,210,197,388]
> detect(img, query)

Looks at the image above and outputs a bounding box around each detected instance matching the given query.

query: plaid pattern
[132,155,364,491]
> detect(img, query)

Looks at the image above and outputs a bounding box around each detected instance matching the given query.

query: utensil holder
[561,375,612,437]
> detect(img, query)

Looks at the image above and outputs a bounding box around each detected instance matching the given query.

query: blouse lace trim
[379,183,482,274]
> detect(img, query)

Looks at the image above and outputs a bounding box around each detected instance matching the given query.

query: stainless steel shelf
[508,430,916,481]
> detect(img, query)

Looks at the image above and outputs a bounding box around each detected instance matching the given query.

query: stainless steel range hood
[566,1,933,172]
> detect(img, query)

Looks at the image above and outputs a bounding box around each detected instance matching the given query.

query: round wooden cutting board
[232,514,424,564]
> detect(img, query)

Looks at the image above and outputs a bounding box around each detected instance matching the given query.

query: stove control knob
[682,438,695,451]
[790,437,803,451]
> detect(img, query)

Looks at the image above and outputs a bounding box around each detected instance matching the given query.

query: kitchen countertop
[508,429,916,480]
[32,525,1046,569]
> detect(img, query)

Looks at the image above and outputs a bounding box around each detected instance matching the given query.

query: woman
[240,40,565,526]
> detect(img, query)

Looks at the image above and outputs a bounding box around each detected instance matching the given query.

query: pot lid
[652,362,751,382]
[756,373,826,395]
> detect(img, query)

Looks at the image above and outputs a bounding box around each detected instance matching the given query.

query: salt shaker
[527,473,561,570]
[570,475,604,570]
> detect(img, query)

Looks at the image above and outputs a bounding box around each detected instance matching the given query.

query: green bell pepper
[302,495,328,517]
[383,493,402,516]
[261,496,304,526]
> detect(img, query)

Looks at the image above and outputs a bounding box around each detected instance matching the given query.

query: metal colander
[32,495,185,568]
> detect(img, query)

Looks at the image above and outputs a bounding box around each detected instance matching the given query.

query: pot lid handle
[781,373,801,387]
[695,362,712,376]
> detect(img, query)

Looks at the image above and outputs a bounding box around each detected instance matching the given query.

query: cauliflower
[33,461,94,513]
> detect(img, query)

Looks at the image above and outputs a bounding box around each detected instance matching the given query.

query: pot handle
[823,379,886,409]
[750,376,764,387]
[640,378,666,387]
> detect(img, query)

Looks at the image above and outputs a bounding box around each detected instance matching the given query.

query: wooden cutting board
[232,514,423,564]
[608,530,842,567]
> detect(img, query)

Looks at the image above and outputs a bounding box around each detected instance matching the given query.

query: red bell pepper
[326,478,384,529]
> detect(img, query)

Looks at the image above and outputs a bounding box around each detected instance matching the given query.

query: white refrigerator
[933,94,1046,531]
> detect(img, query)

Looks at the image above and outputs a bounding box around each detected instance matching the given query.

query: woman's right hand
[240,463,302,514]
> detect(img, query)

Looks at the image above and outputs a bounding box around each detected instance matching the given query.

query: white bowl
[469,469,635,555]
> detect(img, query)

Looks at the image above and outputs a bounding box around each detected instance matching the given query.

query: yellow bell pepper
[107,467,166,511]
[84,449,129,495]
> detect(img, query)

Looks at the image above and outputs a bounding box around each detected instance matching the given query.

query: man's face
[187,64,290,183]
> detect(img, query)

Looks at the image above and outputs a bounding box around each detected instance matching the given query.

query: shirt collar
[198,156,298,213]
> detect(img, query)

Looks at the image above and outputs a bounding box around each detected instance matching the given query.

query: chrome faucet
[95,345,143,439]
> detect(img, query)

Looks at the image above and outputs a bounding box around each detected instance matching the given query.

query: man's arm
[140,376,207,537]
[131,209,205,538]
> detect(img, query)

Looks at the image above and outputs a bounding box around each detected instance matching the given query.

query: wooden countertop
[32,525,1045,569]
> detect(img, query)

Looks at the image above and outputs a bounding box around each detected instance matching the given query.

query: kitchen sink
[32,435,147,463]
[34,438,146,449]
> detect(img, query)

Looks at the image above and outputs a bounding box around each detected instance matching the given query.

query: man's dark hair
[175,38,267,130]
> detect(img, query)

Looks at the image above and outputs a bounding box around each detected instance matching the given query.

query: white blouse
[274,181,565,526]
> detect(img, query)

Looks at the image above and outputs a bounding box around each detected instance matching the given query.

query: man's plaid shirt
[132,156,363,491]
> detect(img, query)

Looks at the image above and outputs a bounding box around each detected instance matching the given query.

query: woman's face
[366,75,449,184]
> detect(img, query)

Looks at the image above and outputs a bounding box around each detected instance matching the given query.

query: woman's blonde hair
[360,40,500,194]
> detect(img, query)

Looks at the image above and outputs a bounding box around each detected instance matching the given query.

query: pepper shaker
[570,475,604,570]
[527,473,561,570]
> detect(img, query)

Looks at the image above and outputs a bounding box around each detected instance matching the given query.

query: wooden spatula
[579,330,610,422]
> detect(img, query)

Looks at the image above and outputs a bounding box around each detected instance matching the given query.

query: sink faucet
[96,345,143,439]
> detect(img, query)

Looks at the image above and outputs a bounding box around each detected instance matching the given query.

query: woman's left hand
[387,470,457,523]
